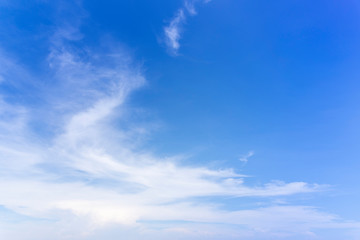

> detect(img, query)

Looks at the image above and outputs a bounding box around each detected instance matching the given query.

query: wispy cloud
[164,9,186,54]
[185,0,198,16]
[163,0,209,55]
[239,150,254,163]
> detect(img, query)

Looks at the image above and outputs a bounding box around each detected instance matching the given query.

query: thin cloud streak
[163,0,209,55]
[164,9,185,54]
[239,150,254,163]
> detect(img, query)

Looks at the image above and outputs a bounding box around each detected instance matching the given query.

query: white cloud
[164,9,186,54]
[163,0,210,55]
[239,150,254,163]
[185,0,197,16]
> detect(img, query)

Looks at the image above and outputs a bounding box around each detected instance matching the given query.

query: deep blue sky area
[1,0,360,239]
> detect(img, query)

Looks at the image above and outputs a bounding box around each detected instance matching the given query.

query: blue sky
[1,0,360,239]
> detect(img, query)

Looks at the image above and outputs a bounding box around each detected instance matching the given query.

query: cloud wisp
[163,0,209,55]
[239,151,254,163]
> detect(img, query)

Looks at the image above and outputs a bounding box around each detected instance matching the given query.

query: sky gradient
[1,0,360,239]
